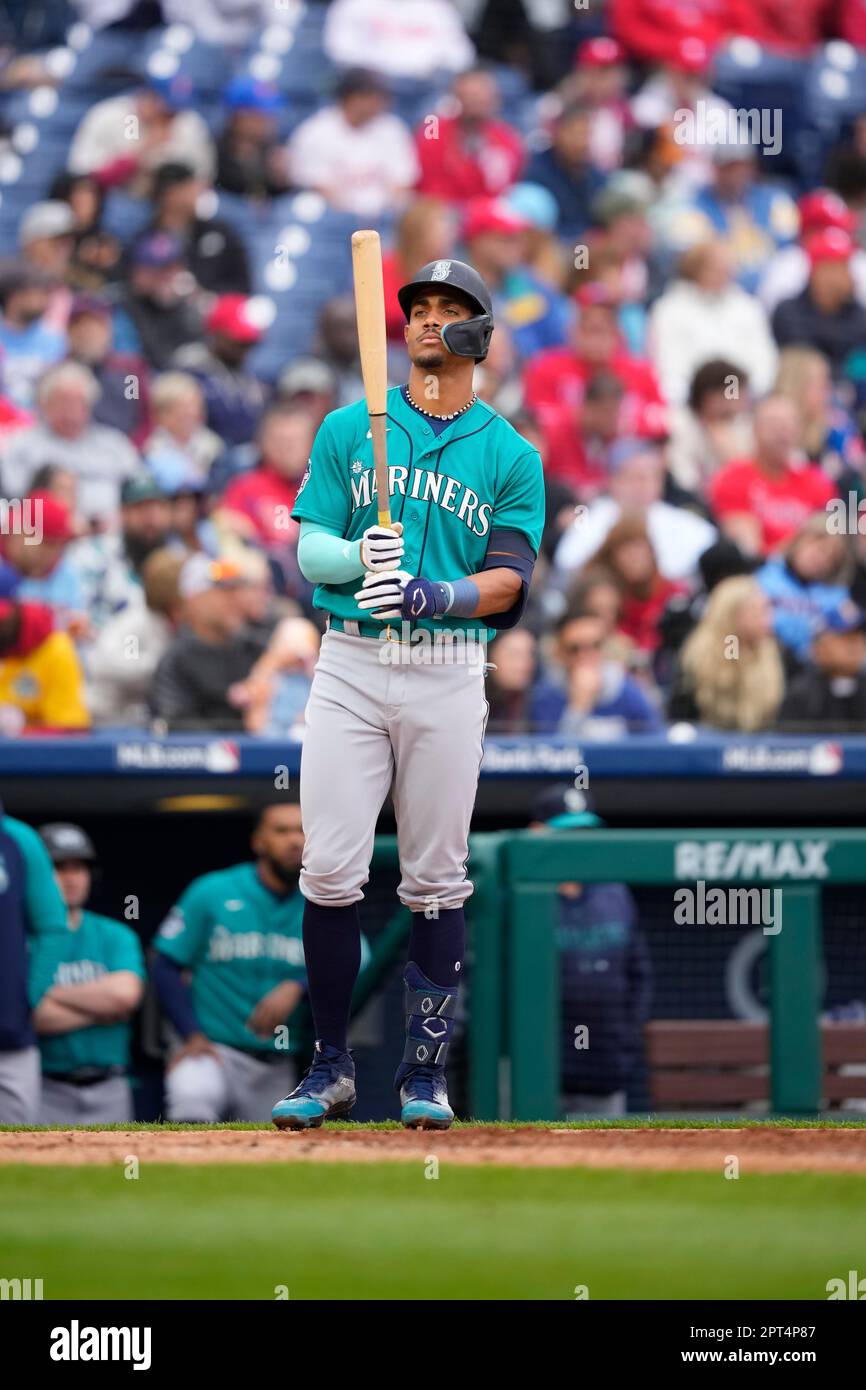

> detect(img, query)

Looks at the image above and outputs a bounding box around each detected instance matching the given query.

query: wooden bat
[351,229,391,528]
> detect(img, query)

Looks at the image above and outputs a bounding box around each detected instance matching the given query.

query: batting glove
[354,569,412,620]
[360,522,404,572]
[401,576,448,620]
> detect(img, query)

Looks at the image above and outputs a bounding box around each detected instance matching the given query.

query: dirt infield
[2,1125,866,1172]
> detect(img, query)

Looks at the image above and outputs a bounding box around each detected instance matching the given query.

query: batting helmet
[39,823,97,864]
[397,259,494,363]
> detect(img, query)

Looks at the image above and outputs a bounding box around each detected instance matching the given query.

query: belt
[45,1066,125,1087]
[327,616,466,644]
[328,615,408,641]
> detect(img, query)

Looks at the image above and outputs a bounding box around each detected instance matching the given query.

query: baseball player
[152,803,308,1121]
[30,824,145,1124]
[0,800,68,1123]
[272,257,544,1131]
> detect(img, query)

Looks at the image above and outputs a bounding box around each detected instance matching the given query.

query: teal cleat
[272,1042,356,1130]
[399,1068,454,1130]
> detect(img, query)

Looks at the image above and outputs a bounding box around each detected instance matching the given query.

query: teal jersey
[292,387,545,636]
[28,910,146,1075]
[3,815,68,939]
[152,863,306,1053]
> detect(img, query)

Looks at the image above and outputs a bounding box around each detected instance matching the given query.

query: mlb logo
[430,261,452,281]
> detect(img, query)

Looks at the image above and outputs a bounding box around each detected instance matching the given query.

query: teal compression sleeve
[297,520,366,584]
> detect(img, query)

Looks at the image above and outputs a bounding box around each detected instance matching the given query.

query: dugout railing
[503,828,866,1121]
[363,829,866,1120]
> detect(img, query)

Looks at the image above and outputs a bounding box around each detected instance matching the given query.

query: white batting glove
[360,521,404,572]
[354,569,411,620]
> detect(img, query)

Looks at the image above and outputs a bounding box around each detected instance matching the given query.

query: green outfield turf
[1,1160,864,1300]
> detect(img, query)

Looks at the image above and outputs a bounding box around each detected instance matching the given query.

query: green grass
[3,1116,866,1132]
[1,1160,864,1299]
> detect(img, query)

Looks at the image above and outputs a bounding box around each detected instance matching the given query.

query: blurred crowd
[2,0,866,736]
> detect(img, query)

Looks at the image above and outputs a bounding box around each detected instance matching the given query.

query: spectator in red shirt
[543,370,625,497]
[415,66,524,205]
[739,0,828,52]
[524,285,664,441]
[618,0,828,66]
[611,0,763,66]
[219,404,315,551]
[587,516,687,655]
[381,198,457,342]
[710,395,835,556]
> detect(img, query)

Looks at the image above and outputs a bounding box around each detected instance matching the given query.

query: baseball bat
[351,229,391,528]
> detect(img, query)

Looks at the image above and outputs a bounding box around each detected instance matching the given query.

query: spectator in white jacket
[1,362,139,524]
[288,68,419,219]
[554,437,717,584]
[86,548,184,727]
[67,75,215,190]
[324,0,475,82]
[667,357,755,496]
[648,240,778,407]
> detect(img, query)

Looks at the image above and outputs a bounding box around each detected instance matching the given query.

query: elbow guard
[481,528,536,630]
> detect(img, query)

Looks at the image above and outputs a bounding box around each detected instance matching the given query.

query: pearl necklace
[405,386,478,421]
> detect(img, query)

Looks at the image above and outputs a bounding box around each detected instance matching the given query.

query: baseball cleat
[272,1041,356,1130]
[399,1067,454,1130]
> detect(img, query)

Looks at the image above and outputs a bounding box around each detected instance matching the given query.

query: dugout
[4,733,866,1120]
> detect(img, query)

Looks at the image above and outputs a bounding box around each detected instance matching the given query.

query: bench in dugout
[645,1021,866,1111]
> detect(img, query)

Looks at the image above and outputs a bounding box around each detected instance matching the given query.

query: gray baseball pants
[0,1046,40,1124]
[39,1075,133,1125]
[299,627,489,910]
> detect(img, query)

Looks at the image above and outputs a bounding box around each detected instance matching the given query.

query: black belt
[44,1066,126,1087]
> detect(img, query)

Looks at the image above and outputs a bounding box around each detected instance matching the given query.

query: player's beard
[264,856,301,891]
[414,347,446,369]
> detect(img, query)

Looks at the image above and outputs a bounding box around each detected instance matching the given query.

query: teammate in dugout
[30,824,146,1124]
[152,804,311,1122]
[271,258,545,1131]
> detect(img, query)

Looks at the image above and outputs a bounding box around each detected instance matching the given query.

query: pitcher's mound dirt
[2,1126,866,1173]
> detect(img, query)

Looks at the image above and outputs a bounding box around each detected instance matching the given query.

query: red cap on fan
[577,37,626,68]
[671,36,710,73]
[28,492,74,542]
[206,294,265,343]
[798,190,856,238]
[463,197,531,241]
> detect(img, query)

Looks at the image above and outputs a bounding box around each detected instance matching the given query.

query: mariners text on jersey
[350,464,494,537]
